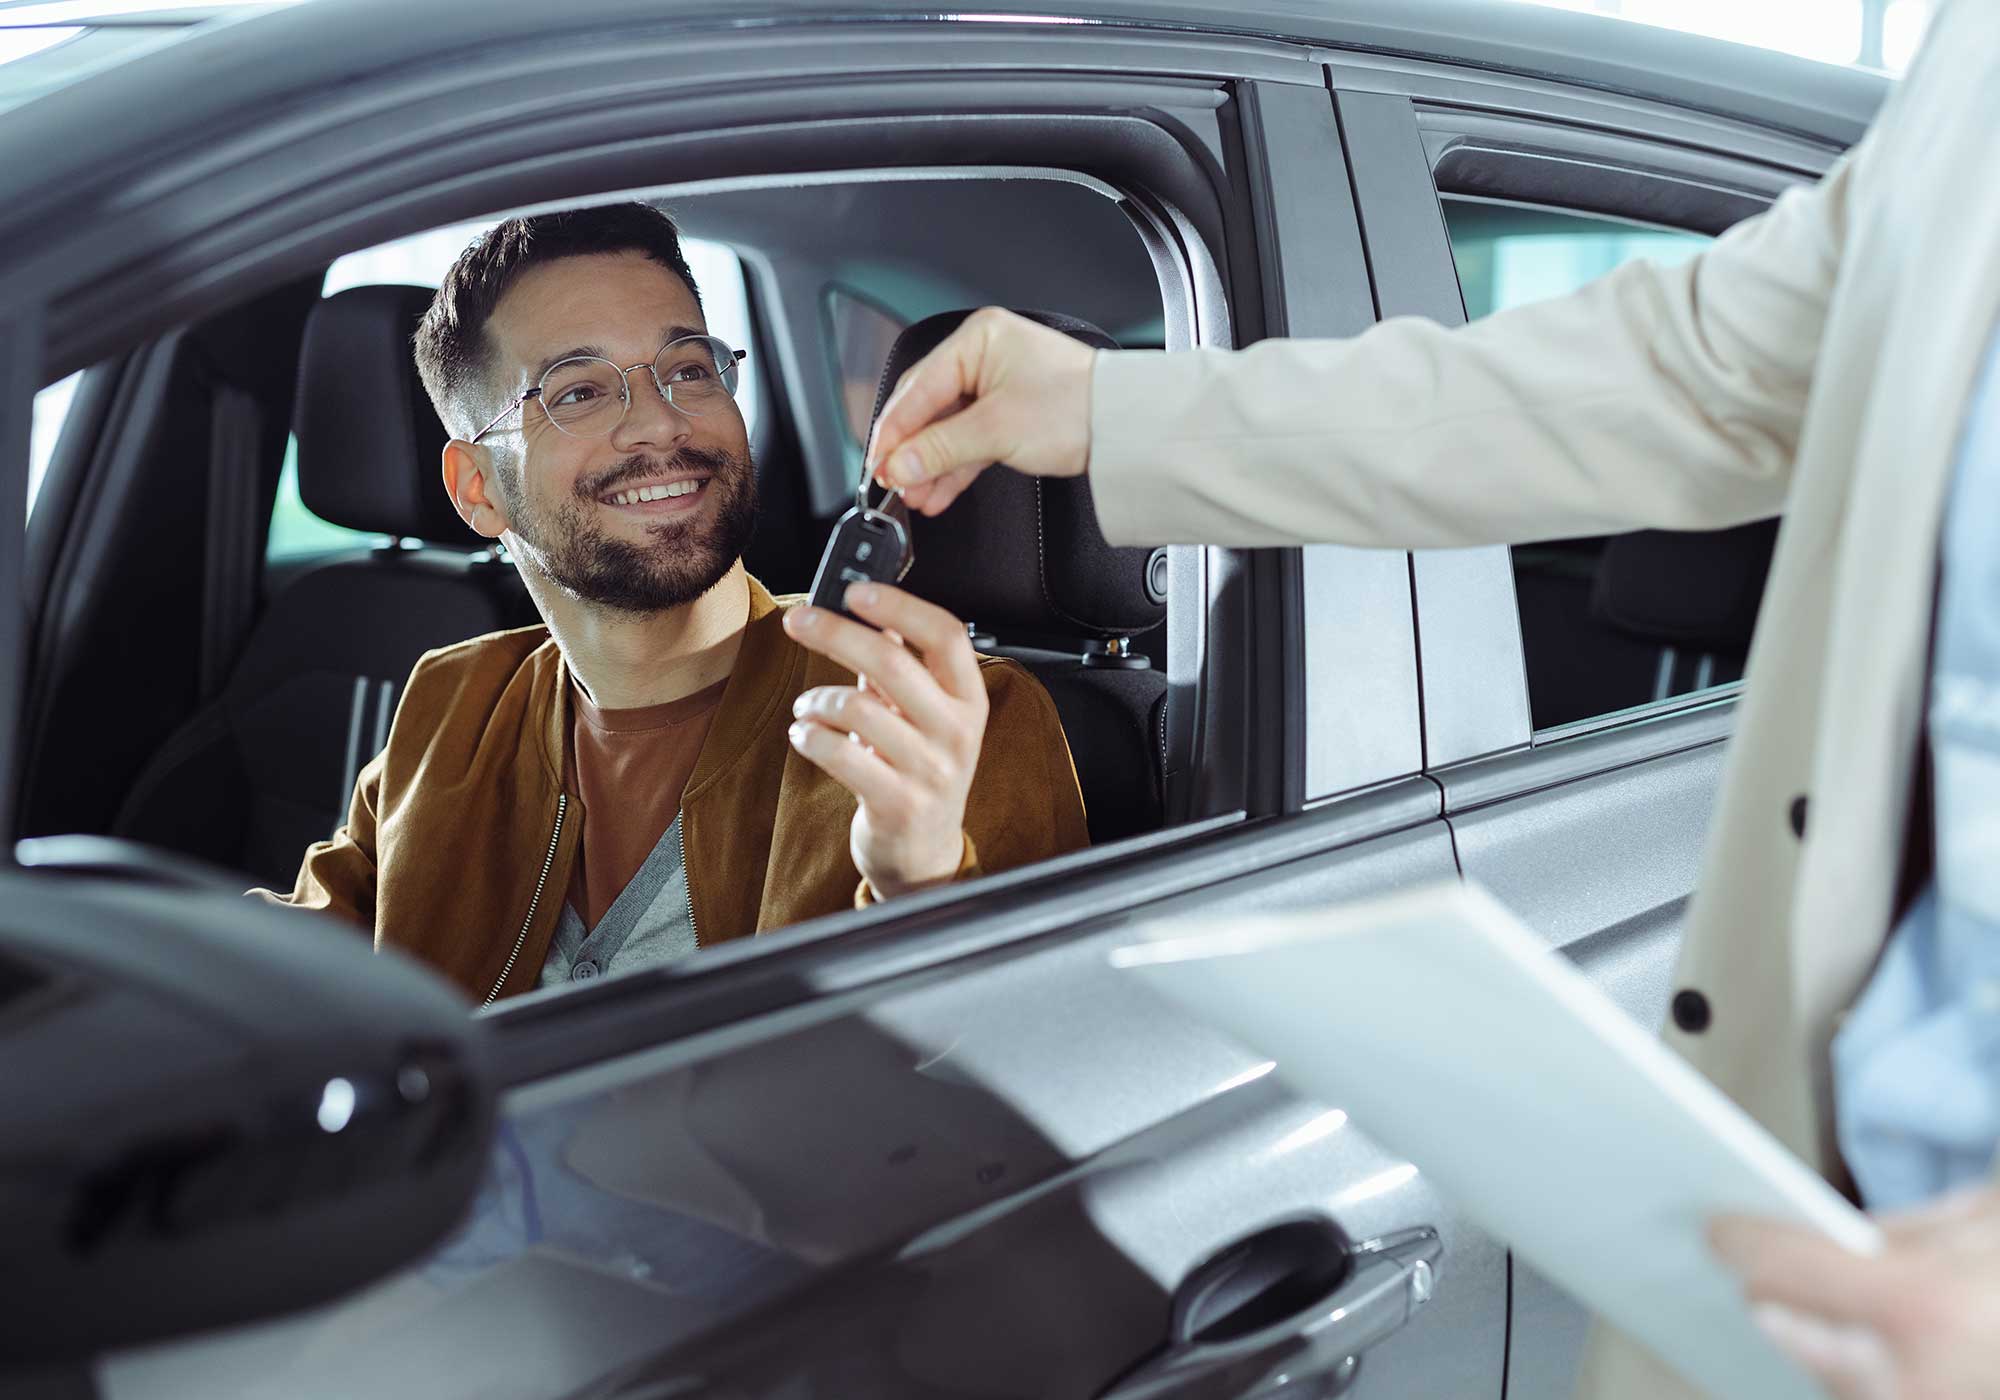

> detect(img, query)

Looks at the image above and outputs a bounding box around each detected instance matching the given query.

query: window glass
[26,370,81,517]
[271,215,759,560]
[267,434,391,560]
[1442,199,1765,733]
[825,285,907,469]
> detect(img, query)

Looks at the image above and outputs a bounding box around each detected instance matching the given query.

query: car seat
[115,285,537,888]
[871,310,1169,845]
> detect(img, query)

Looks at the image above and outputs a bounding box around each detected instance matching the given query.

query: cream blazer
[1087,3,2000,1394]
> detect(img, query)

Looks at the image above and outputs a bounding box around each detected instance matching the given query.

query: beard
[501,442,760,615]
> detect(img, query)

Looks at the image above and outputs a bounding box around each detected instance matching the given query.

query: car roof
[0,0,1887,152]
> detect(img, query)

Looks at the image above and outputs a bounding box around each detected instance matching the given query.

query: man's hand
[864,307,1096,517]
[780,583,989,899]
[1711,1185,2000,1400]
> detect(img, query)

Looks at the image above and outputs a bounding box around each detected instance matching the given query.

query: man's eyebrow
[527,344,607,387]
[525,327,708,387]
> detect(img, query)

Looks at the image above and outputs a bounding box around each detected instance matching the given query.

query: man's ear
[443,439,510,540]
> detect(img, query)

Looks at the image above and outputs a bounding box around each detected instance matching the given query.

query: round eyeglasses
[470,334,747,444]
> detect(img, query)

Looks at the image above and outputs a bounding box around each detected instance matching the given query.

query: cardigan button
[1789,795,1808,839]
[1671,989,1712,1034]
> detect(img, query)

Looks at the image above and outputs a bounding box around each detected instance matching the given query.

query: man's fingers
[781,606,957,737]
[792,685,937,782]
[1710,1216,1902,1330]
[840,584,984,702]
[1751,1304,1898,1400]
[865,319,991,483]
[1876,1183,1998,1249]
[787,718,908,818]
[875,392,1016,494]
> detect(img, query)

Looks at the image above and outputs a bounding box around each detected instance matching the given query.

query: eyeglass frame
[468,334,749,445]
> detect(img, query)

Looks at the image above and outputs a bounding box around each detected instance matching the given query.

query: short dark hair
[413,202,704,438]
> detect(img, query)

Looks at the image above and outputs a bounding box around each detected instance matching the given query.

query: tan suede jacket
[271,577,1089,1003]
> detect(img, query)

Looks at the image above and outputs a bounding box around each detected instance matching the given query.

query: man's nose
[609,365,693,452]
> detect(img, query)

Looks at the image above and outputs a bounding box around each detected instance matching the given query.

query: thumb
[881,393,1032,494]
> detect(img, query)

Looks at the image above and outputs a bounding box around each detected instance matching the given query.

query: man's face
[481,250,758,614]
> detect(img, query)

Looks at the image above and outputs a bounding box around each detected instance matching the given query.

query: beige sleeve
[1088,122,1884,551]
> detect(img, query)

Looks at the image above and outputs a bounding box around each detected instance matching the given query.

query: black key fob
[808,502,912,620]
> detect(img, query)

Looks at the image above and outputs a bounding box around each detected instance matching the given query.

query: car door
[1324,58,1849,1397]
[1,8,1503,1399]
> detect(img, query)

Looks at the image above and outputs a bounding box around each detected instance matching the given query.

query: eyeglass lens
[538,336,741,438]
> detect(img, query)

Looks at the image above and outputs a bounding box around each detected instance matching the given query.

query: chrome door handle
[1098,1225,1442,1400]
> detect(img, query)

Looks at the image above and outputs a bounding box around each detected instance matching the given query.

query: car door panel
[1337,76,1835,1398]
[101,817,1506,1400]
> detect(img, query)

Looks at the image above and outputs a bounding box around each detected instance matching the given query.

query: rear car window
[26,370,81,517]
[1441,200,1770,733]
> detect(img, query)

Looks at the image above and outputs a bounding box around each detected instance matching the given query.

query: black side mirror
[0,866,495,1375]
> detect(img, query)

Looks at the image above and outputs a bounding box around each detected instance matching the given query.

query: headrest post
[1082,636,1151,672]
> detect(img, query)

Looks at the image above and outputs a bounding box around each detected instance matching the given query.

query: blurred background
[1512,0,1934,71]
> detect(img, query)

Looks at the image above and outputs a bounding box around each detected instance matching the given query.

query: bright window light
[1506,0,1933,72]
[0,25,78,65]
[321,215,760,440]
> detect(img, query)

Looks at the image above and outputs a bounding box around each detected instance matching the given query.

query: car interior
[18,169,1787,916]
[20,173,1177,899]
[1440,196,1780,731]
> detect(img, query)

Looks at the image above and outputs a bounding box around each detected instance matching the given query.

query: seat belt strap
[199,381,264,700]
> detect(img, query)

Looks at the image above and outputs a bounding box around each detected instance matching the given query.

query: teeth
[609,480,704,506]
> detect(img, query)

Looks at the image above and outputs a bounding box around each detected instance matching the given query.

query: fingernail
[846,582,877,610]
[887,449,918,485]
[789,607,816,630]
[788,722,809,747]
[791,693,810,719]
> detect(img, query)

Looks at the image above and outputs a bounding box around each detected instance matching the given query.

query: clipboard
[1112,880,1880,1400]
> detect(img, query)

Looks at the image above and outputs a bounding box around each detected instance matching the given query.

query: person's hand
[864,307,1096,516]
[780,584,989,899]
[1710,1184,2000,1400]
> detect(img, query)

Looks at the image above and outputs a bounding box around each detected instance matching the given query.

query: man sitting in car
[263,202,1088,1003]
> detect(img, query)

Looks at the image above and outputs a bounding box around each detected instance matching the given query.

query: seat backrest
[871,310,1169,845]
[116,285,538,886]
[1590,517,1779,699]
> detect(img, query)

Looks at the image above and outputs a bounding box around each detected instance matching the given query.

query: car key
[808,482,913,622]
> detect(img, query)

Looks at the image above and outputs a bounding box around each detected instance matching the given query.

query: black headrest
[882,311,1166,638]
[1591,518,1779,652]
[295,284,474,545]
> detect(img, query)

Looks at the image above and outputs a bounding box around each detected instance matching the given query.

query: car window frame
[1422,111,1823,753]
[1,19,1350,1066]
[1326,59,1838,783]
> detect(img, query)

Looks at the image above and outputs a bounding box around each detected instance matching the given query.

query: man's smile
[595,473,713,516]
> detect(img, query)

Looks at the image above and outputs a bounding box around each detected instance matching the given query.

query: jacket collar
[528,573,797,795]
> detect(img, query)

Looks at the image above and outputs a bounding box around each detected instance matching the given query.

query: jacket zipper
[678,813,701,948]
[485,793,567,1006]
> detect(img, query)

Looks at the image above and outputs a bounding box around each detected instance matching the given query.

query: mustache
[577,445,743,500]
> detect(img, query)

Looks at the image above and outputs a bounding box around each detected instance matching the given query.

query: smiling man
[266,203,1088,1003]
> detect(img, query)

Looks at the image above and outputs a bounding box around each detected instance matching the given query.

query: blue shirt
[1833,333,2000,1208]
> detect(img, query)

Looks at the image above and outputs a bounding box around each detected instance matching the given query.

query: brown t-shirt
[564,677,729,930]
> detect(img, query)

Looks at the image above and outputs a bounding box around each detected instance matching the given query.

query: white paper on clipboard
[1111,879,1881,1400]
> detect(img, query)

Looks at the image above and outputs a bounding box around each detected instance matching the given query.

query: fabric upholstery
[871,310,1169,844]
[120,284,536,881]
[295,284,472,543]
[888,311,1166,637]
[1591,518,1779,650]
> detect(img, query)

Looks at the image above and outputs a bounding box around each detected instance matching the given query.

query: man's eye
[552,383,605,406]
